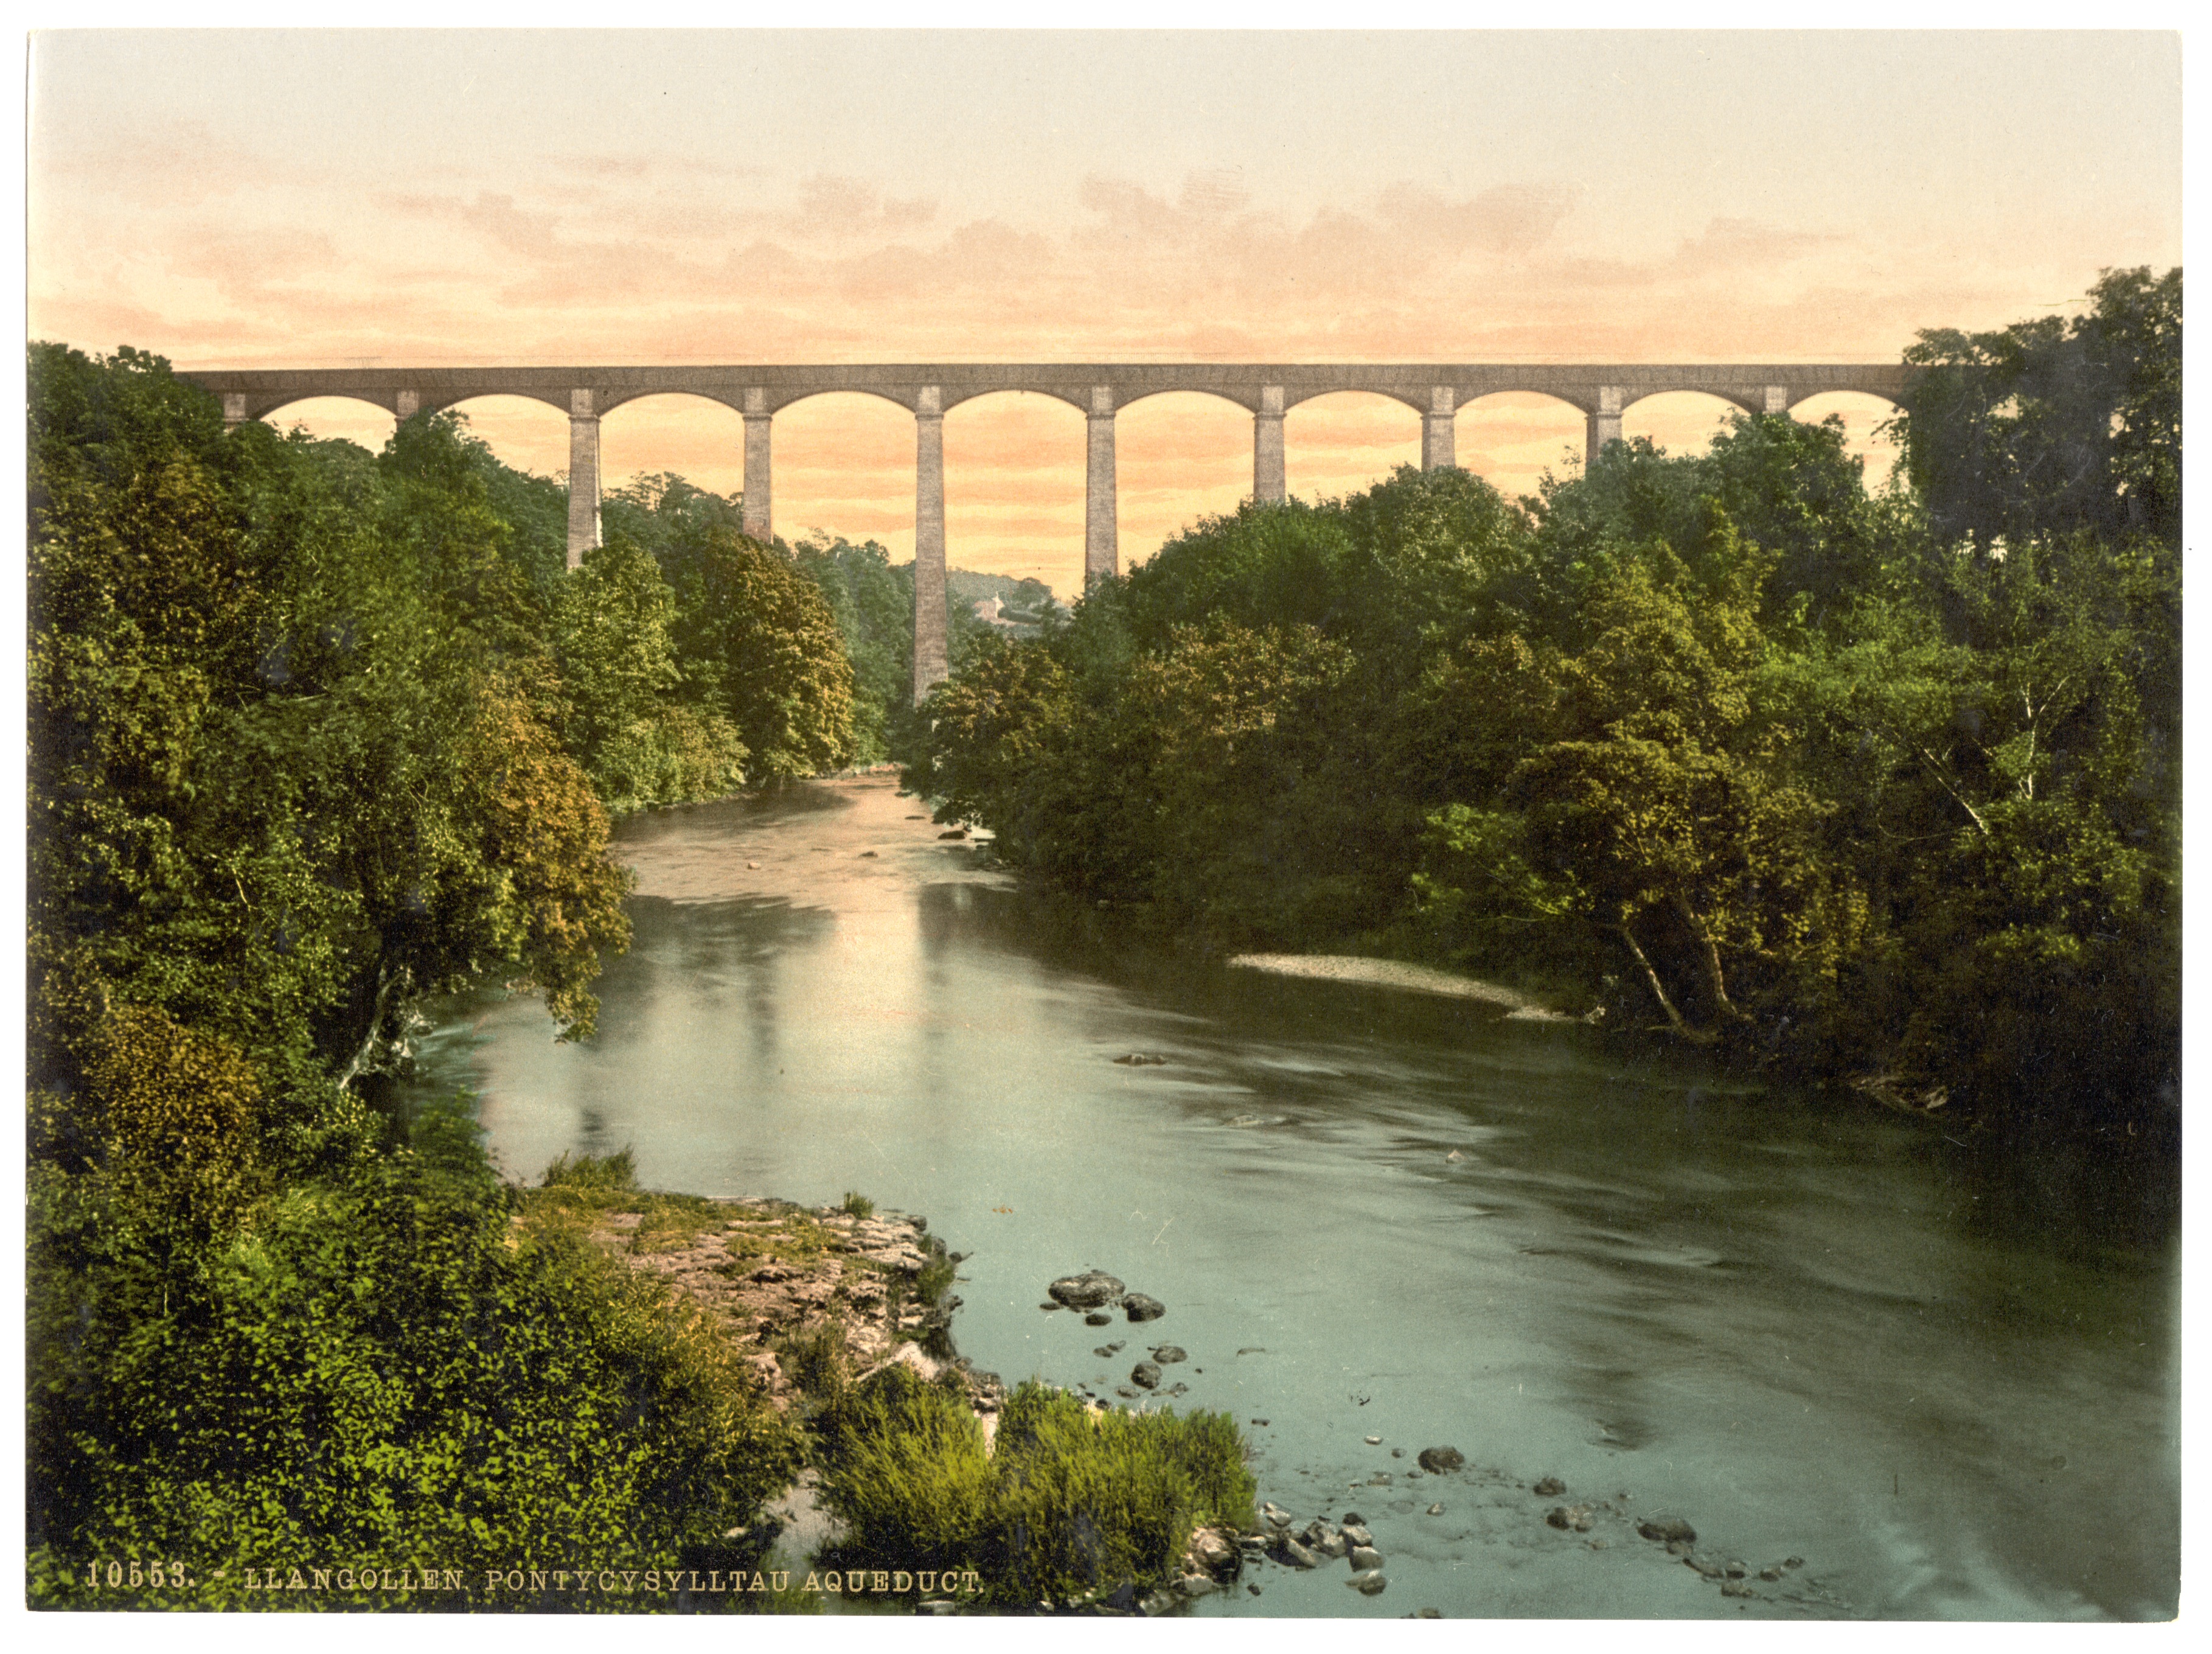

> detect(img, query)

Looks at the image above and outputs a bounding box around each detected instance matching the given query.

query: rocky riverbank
[565,1193,1006,1423]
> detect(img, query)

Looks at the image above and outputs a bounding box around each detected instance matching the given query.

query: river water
[403,775,2179,1621]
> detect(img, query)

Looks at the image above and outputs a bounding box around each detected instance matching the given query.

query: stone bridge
[183,361,1912,702]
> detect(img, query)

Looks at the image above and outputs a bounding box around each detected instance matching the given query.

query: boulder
[1188,1527,1239,1578]
[1124,1293,1167,1322]
[1151,1345,1188,1364]
[1417,1446,1465,1474]
[1341,1523,1374,1548]
[1132,1361,1163,1390]
[1085,1311,1113,1327]
[1638,1516,1697,1544]
[1048,1270,1125,1309]
[1347,1569,1388,1595]
[1545,1506,1593,1533]
[1532,1477,1565,1497]
[1279,1539,1321,1569]
[1351,1546,1385,1571]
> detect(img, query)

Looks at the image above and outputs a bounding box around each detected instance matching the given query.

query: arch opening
[1113,391,1257,570]
[1282,390,1421,504]
[597,391,748,506]
[1789,391,1908,496]
[1454,391,1590,504]
[255,394,400,451]
[1619,390,1753,459]
[432,395,574,480]
[942,390,1086,598]
[769,391,920,560]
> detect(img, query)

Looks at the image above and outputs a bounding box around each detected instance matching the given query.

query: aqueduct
[184,361,1912,702]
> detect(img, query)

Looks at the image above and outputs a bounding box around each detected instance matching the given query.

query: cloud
[1374,181,1581,257]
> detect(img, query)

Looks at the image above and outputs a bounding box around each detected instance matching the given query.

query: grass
[840,1191,875,1218]
[526,1148,734,1254]
[813,1370,1256,1610]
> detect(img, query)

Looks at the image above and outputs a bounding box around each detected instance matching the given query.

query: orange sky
[27,31,2181,592]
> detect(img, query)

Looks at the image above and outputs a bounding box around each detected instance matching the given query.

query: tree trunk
[1618,917,1717,1045]
[1675,893,1752,1024]
[338,961,400,1091]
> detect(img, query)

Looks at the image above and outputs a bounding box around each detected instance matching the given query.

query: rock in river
[1132,1361,1163,1390]
[1347,1569,1387,1595]
[1048,1270,1125,1309]
[1532,1477,1565,1497]
[1417,1446,1465,1474]
[1124,1293,1167,1322]
[1113,1052,1170,1066]
[1351,1546,1386,1572]
[1278,1538,1321,1569]
[1638,1516,1697,1544]
[1085,1311,1113,1326]
[1151,1344,1188,1364]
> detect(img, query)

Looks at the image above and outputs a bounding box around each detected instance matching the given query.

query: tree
[658,523,858,780]
[552,536,747,810]
[1891,265,2180,551]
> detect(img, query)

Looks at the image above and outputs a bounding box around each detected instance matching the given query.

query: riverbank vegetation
[904,271,2180,1156]
[811,1366,1254,1610]
[22,343,928,1606]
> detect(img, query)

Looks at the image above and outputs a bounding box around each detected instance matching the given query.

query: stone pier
[566,389,602,569]
[1585,385,1625,467]
[1253,385,1287,503]
[1422,386,1456,471]
[913,386,949,703]
[743,387,773,543]
[1085,386,1118,584]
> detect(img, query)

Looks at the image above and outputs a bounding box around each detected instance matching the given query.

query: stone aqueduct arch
[185,362,1912,703]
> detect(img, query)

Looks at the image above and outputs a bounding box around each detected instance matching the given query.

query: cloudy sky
[27,30,2182,590]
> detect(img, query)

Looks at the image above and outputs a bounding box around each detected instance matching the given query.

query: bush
[27,1101,803,1610]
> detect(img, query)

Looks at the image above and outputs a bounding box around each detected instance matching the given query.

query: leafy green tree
[790,534,915,761]
[1892,265,2180,551]
[658,522,858,779]
[552,535,747,810]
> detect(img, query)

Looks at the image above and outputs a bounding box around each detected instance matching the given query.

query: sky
[26,30,2183,592]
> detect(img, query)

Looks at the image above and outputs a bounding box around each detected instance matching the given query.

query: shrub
[27,1101,803,1610]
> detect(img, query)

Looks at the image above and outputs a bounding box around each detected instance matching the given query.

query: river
[401,775,2179,1621]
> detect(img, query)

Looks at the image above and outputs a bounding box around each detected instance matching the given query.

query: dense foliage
[25,346,860,1606]
[603,479,1015,767]
[906,272,2180,1145]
